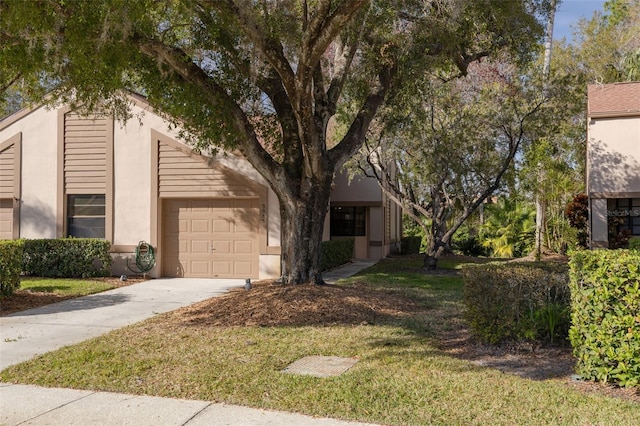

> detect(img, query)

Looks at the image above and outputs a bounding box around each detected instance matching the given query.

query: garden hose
[127,241,156,275]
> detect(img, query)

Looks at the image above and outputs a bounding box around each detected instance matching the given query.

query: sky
[553,0,607,41]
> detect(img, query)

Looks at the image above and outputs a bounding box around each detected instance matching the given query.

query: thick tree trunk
[424,218,449,270]
[424,240,448,270]
[278,176,333,285]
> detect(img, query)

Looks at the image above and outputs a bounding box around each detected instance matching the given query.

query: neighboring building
[0,94,401,279]
[586,81,640,248]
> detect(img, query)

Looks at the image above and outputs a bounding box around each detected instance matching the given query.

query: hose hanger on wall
[127,241,156,276]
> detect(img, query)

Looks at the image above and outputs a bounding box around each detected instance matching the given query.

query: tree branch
[136,37,287,188]
[200,0,298,101]
[329,62,395,167]
[0,72,21,94]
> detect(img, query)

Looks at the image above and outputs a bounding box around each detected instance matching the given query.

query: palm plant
[480,197,535,258]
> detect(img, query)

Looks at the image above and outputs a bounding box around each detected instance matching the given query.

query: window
[607,198,640,248]
[330,206,366,237]
[67,195,106,238]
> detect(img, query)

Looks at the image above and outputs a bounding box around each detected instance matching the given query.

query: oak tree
[0,0,545,283]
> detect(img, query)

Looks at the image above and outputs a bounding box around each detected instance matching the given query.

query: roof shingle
[587,81,640,117]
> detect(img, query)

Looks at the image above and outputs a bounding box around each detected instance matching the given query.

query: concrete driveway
[0,278,242,370]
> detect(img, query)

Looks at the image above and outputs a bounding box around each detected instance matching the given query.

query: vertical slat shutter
[64,113,107,194]
[0,144,14,198]
[0,143,15,239]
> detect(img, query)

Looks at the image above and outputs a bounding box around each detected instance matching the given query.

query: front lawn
[1,256,637,425]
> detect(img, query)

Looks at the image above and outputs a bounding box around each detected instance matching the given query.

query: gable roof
[587,81,640,118]
[0,91,154,132]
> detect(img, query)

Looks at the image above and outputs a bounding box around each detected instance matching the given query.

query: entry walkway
[1,261,378,426]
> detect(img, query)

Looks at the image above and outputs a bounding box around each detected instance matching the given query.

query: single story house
[586,81,640,248]
[0,94,402,279]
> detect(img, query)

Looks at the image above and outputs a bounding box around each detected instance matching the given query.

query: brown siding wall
[64,113,107,194]
[158,141,257,198]
[0,143,14,198]
[0,133,21,239]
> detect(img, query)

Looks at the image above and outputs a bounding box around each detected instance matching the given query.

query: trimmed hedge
[462,262,570,344]
[569,250,640,388]
[321,238,354,271]
[400,236,422,255]
[22,239,111,278]
[0,240,24,296]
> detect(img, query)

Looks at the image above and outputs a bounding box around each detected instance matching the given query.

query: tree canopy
[354,55,562,265]
[1,0,547,283]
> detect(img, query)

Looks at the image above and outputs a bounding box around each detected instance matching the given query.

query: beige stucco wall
[112,104,282,278]
[588,116,640,194]
[587,116,640,248]
[109,105,173,277]
[112,108,155,246]
[331,169,382,203]
[217,154,281,248]
[590,198,608,246]
[1,100,282,278]
[259,254,281,280]
[368,206,383,259]
[0,106,58,239]
[2,98,403,276]
[326,169,403,260]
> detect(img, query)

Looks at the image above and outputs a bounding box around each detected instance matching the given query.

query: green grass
[1,258,638,425]
[17,277,115,297]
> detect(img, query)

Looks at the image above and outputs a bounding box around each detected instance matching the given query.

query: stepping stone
[282,355,358,377]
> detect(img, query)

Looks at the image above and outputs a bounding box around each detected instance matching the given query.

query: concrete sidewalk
[1,260,378,426]
[0,383,377,426]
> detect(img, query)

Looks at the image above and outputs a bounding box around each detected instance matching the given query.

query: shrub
[400,236,422,255]
[0,240,24,296]
[565,193,589,249]
[321,238,354,272]
[22,239,111,278]
[569,250,640,388]
[629,237,640,251]
[462,262,570,344]
[452,226,489,257]
[452,235,489,257]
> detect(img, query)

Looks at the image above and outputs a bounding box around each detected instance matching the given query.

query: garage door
[162,198,259,278]
[0,199,12,240]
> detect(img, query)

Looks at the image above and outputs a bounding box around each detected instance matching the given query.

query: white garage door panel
[162,198,259,278]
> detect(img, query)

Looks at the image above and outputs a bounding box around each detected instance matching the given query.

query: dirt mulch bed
[169,280,422,328]
[0,276,147,317]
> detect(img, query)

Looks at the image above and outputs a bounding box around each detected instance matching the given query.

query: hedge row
[0,240,24,296]
[321,238,354,271]
[462,262,570,344]
[569,250,640,388]
[22,239,111,278]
